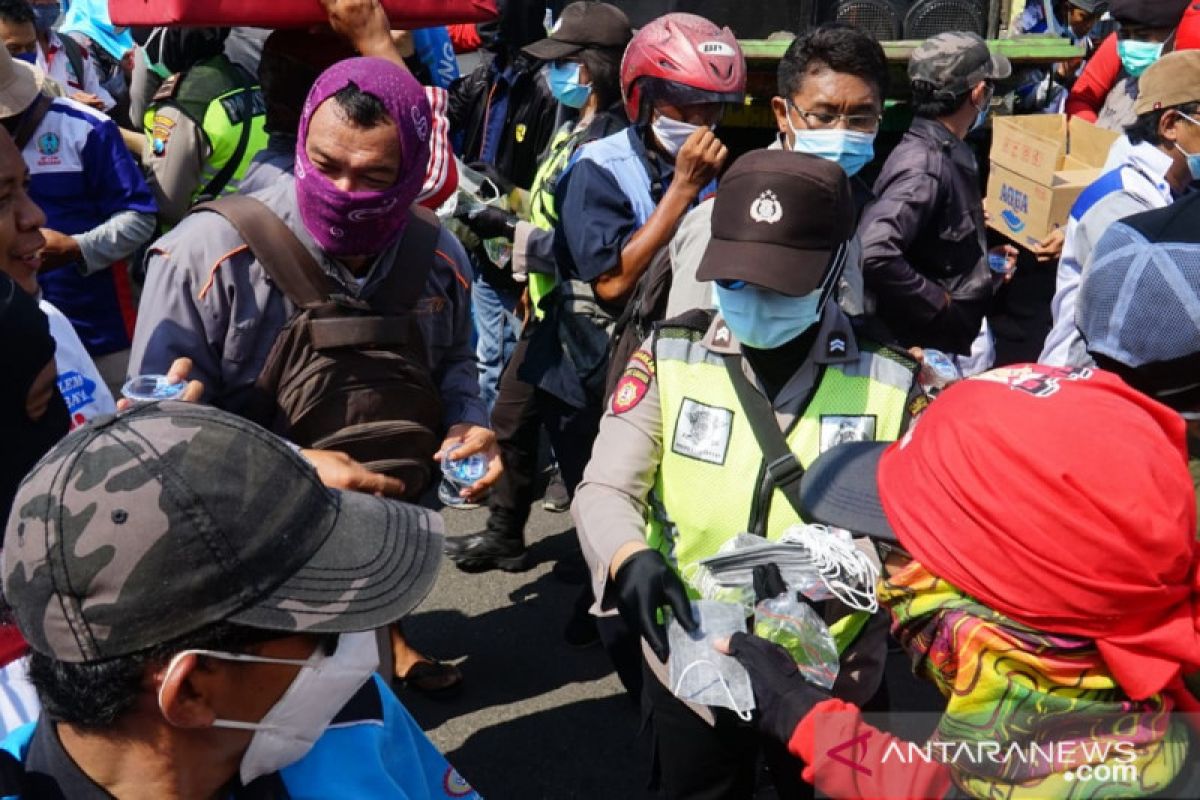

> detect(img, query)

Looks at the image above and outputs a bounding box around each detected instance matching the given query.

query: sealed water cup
[121,375,187,402]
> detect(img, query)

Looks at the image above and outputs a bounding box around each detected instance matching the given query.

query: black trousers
[484,325,543,542]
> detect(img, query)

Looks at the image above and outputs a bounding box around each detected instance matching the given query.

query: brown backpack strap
[192,195,333,309]
[13,94,53,151]
[371,205,442,310]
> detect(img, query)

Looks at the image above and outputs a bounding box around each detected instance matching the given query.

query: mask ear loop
[791,525,879,613]
[672,659,755,722]
[817,242,849,315]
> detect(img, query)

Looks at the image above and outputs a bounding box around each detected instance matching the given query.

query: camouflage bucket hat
[3,402,444,663]
[908,31,1012,98]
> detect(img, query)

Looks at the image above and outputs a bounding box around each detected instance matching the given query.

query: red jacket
[789,699,954,800]
[1069,11,1200,122]
[1065,33,1120,122]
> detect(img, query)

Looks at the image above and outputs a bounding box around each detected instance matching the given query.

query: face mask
[715,284,824,350]
[1118,39,1163,78]
[31,2,59,34]
[13,51,36,65]
[160,631,379,785]
[970,86,994,133]
[294,153,413,259]
[787,126,876,177]
[667,600,754,721]
[546,61,591,109]
[1174,111,1200,181]
[651,113,704,158]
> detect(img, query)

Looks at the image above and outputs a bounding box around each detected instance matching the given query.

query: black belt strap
[722,354,807,532]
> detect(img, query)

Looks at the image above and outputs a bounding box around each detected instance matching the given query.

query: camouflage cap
[2,402,444,663]
[908,32,1012,99]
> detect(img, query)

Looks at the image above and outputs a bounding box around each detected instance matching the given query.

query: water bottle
[442,445,487,489]
[919,349,960,397]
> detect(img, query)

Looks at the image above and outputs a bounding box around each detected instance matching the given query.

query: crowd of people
[0,0,1198,797]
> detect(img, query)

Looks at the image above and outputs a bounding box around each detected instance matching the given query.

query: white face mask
[651,113,705,157]
[159,631,380,785]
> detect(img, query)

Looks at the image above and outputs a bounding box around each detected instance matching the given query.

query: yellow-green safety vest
[145,56,267,205]
[647,321,916,587]
[527,124,585,318]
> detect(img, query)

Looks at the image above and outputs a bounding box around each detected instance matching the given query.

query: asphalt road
[398,494,655,800]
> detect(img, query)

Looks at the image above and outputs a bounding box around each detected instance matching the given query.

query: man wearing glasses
[858,32,1014,357]
[665,22,889,319]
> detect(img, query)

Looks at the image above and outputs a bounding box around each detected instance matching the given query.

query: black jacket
[857,117,997,355]
[448,51,558,192]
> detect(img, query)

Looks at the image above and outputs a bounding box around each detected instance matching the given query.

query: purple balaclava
[295,57,431,258]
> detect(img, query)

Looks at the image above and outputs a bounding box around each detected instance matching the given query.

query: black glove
[465,161,516,197]
[726,631,832,745]
[613,549,698,662]
[753,563,788,603]
[454,204,518,241]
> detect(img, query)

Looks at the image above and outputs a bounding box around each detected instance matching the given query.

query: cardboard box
[985,115,1119,248]
[109,0,496,28]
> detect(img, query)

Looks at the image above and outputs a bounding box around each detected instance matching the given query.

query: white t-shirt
[36,31,116,112]
[41,299,116,429]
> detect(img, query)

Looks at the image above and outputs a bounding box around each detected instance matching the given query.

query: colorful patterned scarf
[880,562,1190,799]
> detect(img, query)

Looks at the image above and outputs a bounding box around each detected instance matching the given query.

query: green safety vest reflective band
[527,125,585,319]
[646,322,915,655]
[144,57,267,204]
[646,321,916,589]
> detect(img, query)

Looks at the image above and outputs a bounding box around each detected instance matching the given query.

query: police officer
[573,150,921,798]
[140,27,267,226]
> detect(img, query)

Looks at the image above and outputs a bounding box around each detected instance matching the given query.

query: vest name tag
[819,415,877,452]
[672,398,733,466]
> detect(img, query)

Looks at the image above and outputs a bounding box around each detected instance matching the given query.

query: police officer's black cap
[1108,0,1188,27]
[522,2,633,62]
[696,150,856,297]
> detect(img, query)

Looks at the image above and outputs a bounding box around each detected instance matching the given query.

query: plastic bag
[754,594,839,690]
[667,600,754,720]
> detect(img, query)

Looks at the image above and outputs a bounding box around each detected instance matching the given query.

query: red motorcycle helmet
[620,13,747,124]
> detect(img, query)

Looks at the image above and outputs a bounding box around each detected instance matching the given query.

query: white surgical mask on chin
[159,631,380,785]
[651,113,705,157]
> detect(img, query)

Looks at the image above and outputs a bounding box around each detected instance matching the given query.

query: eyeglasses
[788,101,882,134]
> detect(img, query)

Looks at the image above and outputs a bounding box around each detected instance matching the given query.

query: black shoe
[444,531,530,573]
[541,468,570,513]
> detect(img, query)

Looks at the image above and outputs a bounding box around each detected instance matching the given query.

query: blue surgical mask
[546,61,591,109]
[1175,111,1200,180]
[970,86,994,133]
[1118,39,1163,78]
[714,283,824,350]
[31,2,59,34]
[787,127,876,177]
[13,51,36,65]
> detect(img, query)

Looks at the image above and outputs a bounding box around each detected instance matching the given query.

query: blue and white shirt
[28,97,157,357]
[1040,141,1175,366]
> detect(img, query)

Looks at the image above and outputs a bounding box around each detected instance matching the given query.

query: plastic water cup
[988,253,1010,274]
[121,375,187,402]
[441,445,487,488]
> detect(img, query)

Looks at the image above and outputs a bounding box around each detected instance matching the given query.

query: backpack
[57,34,85,93]
[194,195,445,500]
